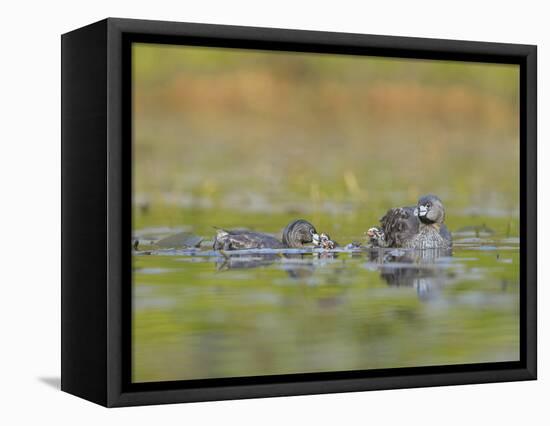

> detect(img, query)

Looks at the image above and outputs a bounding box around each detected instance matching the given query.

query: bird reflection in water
[215,251,280,271]
[215,249,339,280]
[368,247,454,300]
[214,247,454,301]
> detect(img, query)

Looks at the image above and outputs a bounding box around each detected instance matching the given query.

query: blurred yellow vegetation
[132,43,519,237]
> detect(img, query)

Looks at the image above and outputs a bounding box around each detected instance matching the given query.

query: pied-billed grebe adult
[367,195,452,249]
[213,219,320,250]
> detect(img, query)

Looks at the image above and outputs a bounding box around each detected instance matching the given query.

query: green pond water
[132,213,519,383]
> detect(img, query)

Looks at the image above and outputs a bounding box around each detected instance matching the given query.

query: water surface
[132,229,519,383]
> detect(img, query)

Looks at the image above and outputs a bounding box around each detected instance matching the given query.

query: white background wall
[0,0,545,423]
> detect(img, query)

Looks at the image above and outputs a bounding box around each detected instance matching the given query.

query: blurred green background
[133,43,519,238]
[132,43,520,383]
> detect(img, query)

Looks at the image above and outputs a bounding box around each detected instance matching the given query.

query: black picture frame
[61,17,537,407]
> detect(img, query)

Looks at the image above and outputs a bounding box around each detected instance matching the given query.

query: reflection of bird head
[282,219,318,248]
[414,195,446,225]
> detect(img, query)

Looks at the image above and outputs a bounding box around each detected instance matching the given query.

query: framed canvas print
[61,18,537,407]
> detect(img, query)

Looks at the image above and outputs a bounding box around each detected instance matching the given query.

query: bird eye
[426,202,431,208]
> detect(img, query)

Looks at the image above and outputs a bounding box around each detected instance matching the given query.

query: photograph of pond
[131,42,520,383]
